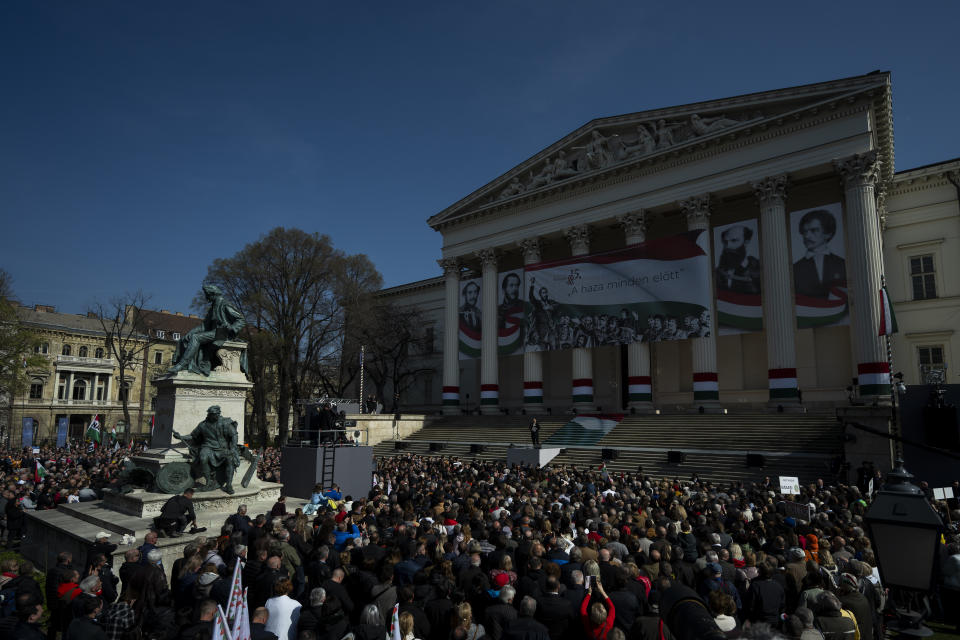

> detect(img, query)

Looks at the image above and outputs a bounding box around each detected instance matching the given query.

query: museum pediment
[429,72,892,231]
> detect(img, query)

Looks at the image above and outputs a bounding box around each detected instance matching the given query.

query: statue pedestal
[150,340,253,448]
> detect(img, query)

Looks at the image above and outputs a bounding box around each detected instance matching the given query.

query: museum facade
[374,73,960,416]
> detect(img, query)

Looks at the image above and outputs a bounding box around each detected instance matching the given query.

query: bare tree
[203,228,382,445]
[360,302,435,412]
[90,290,155,435]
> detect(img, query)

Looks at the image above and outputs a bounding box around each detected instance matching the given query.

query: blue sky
[2,2,958,315]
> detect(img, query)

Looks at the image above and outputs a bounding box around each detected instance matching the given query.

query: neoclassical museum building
[376,72,960,417]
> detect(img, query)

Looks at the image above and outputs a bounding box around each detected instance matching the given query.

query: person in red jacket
[580,577,615,640]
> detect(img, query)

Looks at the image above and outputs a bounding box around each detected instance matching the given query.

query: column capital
[834,150,881,189]
[564,224,591,255]
[617,211,647,240]
[679,194,711,229]
[475,248,498,268]
[517,238,543,264]
[752,174,788,206]
[437,258,460,277]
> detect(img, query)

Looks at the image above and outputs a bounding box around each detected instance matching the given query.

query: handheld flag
[35,460,47,484]
[213,604,234,640]
[86,415,102,444]
[225,558,244,626]
[229,588,251,640]
[878,286,899,336]
[391,603,401,640]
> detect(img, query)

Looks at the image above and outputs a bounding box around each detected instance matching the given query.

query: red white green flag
[35,460,47,483]
[212,604,233,640]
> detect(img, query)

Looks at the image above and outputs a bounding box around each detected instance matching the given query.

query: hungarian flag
[878,286,899,336]
[150,415,155,436]
[86,415,102,444]
[228,588,250,640]
[225,558,244,627]
[35,460,47,483]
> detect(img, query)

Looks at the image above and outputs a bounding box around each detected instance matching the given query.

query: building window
[62,344,71,356]
[35,342,49,355]
[95,347,104,359]
[156,330,166,339]
[119,382,131,403]
[29,380,43,399]
[72,379,87,401]
[57,374,67,400]
[96,378,105,401]
[918,345,946,383]
[910,255,937,300]
[154,351,163,365]
[150,397,157,411]
[172,332,180,341]
[78,346,88,357]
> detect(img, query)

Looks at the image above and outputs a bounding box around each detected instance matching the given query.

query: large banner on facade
[458,269,526,359]
[714,219,762,335]
[524,230,712,352]
[21,418,34,447]
[789,203,849,328]
[56,417,69,448]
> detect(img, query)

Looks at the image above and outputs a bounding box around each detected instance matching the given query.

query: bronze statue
[169,284,246,376]
[173,405,241,494]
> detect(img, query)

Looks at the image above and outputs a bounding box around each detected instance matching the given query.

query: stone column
[680,195,721,410]
[835,151,889,400]
[618,211,654,413]
[477,248,500,414]
[104,374,112,406]
[66,371,74,403]
[518,238,545,413]
[565,225,594,410]
[753,175,800,406]
[439,258,462,415]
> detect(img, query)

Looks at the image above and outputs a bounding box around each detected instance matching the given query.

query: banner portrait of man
[713,219,762,335]
[458,278,481,359]
[789,203,849,327]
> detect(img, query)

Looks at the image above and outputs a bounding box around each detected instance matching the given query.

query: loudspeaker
[667,450,685,464]
[470,444,485,454]
[602,448,619,460]
[429,442,445,451]
[746,453,765,467]
[394,441,407,450]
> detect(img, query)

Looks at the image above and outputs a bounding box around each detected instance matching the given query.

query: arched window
[72,379,87,401]
[78,346,88,357]
[62,344,72,356]
[95,347,105,359]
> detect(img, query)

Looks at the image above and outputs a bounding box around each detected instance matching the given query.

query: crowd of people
[0,445,957,640]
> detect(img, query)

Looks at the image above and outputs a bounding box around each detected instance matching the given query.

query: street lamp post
[865,458,944,636]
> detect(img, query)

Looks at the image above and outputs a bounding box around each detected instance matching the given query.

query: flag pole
[881,274,903,462]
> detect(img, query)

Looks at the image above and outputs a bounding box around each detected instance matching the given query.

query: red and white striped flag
[878,286,899,336]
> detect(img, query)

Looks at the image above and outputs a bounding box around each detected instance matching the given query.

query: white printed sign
[779,476,801,495]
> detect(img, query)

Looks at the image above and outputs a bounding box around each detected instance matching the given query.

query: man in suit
[535,576,575,640]
[459,282,481,334]
[485,586,519,640]
[793,209,846,298]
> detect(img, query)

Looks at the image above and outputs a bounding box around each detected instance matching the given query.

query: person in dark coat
[5,562,43,608]
[227,505,253,544]
[322,568,355,618]
[178,599,217,640]
[398,585,431,640]
[837,574,874,640]
[12,600,46,640]
[535,577,575,640]
[64,595,106,640]
[88,533,118,569]
[45,552,74,616]
[485,586,519,640]
[813,592,858,640]
[117,549,141,600]
[503,596,550,640]
[251,607,279,640]
[743,563,785,625]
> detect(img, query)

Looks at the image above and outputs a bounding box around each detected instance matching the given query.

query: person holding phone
[580,576,615,639]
